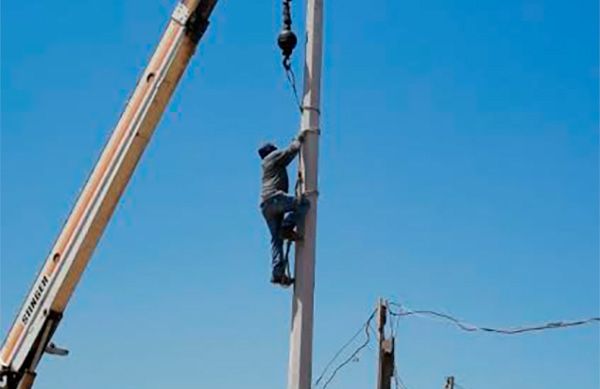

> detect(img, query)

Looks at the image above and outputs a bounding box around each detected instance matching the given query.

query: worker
[259,133,309,287]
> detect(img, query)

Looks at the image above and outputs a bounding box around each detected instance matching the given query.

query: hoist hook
[278,0,302,112]
[278,0,297,64]
[282,56,292,71]
[278,29,297,63]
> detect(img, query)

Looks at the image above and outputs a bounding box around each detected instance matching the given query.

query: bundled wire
[389,302,600,335]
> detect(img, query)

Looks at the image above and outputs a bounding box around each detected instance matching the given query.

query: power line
[397,375,410,389]
[312,302,598,389]
[390,310,400,339]
[319,312,375,389]
[313,309,375,387]
[389,302,600,335]
[314,309,376,389]
[393,364,410,389]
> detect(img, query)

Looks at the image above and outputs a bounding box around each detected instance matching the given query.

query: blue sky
[1,0,598,388]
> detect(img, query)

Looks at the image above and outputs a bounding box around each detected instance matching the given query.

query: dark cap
[258,142,278,159]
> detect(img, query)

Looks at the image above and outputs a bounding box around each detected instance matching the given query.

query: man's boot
[280,223,302,241]
[271,273,295,288]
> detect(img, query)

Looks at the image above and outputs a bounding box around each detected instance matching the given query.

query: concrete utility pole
[287,0,324,388]
[445,376,455,389]
[376,299,395,389]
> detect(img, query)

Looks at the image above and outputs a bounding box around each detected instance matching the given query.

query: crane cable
[277,0,303,112]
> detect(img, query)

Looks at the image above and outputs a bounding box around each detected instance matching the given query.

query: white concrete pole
[287,0,323,389]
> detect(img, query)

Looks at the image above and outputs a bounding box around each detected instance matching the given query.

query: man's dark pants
[261,192,307,279]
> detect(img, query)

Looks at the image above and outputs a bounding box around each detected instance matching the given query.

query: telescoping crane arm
[0,1,218,387]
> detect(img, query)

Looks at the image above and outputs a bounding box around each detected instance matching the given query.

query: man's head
[258,142,278,159]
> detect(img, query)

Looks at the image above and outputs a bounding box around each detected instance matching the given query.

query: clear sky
[1,0,598,388]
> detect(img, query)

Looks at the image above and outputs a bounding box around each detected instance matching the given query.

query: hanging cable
[389,302,600,335]
[285,65,303,112]
[277,0,303,112]
[313,309,376,389]
[393,364,411,389]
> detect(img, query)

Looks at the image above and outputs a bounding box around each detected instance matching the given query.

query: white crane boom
[0,1,218,387]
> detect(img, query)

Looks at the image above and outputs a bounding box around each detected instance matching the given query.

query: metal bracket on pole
[302,106,321,115]
[302,190,319,198]
[301,128,321,136]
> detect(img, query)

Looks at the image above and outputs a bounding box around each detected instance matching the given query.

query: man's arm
[271,137,302,166]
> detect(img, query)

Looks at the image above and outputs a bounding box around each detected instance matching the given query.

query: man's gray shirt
[261,140,301,203]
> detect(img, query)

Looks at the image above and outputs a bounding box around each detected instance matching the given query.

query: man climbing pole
[259,133,309,287]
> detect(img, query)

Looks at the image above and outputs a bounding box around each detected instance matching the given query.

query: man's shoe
[280,226,303,241]
[271,274,295,288]
[279,274,295,288]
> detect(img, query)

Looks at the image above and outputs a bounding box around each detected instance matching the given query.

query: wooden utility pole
[287,0,324,389]
[445,376,455,389]
[377,299,395,389]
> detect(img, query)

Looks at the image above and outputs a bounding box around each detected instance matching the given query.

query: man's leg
[271,193,299,239]
[264,212,285,279]
[264,193,303,286]
[262,198,292,285]
[270,231,286,279]
[277,193,298,213]
[281,196,310,239]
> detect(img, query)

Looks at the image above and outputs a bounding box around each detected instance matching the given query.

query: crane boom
[0,1,218,387]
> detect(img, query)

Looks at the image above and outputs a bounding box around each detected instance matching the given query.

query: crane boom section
[1,0,218,379]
